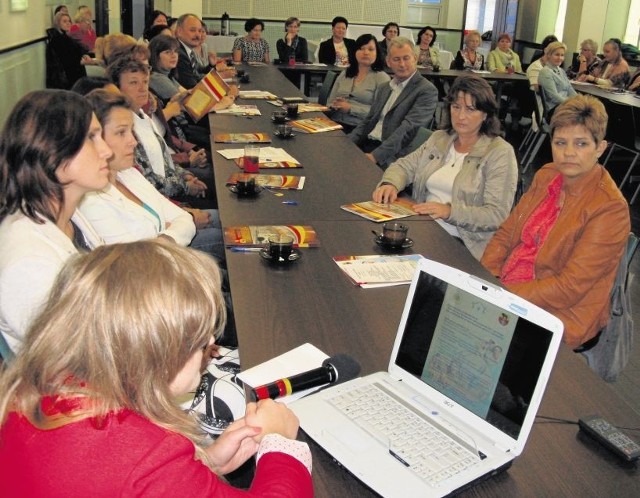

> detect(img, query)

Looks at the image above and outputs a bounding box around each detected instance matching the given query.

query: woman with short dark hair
[378,22,400,61]
[415,26,440,69]
[373,75,518,260]
[233,18,270,63]
[318,16,356,65]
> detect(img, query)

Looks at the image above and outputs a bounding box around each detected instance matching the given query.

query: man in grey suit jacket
[350,37,438,169]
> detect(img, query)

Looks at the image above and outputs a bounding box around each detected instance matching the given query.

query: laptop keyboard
[328,382,480,486]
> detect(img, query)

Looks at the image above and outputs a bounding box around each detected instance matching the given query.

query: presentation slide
[421,286,516,418]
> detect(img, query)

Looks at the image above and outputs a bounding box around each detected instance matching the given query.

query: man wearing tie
[175,13,208,89]
[349,37,438,169]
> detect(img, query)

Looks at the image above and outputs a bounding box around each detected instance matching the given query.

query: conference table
[210,64,640,497]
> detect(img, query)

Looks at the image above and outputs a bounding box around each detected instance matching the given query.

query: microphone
[250,354,361,401]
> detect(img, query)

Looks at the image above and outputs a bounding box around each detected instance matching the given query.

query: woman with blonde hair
[537,41,576,112]
[453,30,484,70]
[0,240,313,496]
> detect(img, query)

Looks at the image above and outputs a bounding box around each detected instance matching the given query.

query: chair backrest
[0,333,14,364]
[537,85,553,123]
[405,126,433,155]
[317,70,339,106]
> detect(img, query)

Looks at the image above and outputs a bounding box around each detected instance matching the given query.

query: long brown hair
[0,90,93,224]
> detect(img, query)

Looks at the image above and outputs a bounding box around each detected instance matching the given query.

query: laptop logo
[444,400,455,409]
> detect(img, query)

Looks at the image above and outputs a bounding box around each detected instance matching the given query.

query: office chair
[317,71,339,106]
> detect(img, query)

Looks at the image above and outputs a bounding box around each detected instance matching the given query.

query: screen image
[395,271,553,439]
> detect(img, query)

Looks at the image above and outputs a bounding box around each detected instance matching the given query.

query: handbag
[582,233,638,382]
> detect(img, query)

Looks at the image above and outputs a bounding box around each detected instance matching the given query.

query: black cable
[535,415,640,432]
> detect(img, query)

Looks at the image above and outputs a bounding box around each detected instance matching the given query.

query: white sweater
[79,167,196,246]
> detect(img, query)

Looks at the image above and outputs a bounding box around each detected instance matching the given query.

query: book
[334,254,425,288]
[226,173,305,190]
[297,103,330,113]
[215,105,261,115]
[214,133,271,143]
[290,116,343,133]
[238,90,278,100]
[340,199,417,222]
[182,70,230,121]
[224,225,320,248]
[233,157,302,169]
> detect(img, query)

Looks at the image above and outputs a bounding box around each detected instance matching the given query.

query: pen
[230,247,262,252]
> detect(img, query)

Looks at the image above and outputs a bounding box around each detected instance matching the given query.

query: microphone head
[322,354,361,384]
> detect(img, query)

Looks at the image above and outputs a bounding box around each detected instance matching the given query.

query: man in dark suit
[349,37,438,169]
[175,13,208,89]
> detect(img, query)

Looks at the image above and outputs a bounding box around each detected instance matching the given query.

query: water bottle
[221,12,230,36]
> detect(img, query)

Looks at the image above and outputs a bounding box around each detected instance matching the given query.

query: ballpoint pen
[230,247,263,252]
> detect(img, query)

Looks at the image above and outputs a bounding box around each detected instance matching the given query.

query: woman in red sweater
[0,240,313,497]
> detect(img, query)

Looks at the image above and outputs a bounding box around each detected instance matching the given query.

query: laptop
[291,258,563,497]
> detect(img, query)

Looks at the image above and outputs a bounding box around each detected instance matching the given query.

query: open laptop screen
[395,270,553,440]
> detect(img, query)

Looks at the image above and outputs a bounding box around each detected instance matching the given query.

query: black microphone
[250,354,361,401]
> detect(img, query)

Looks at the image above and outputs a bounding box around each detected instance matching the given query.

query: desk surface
[572,81,640,108]
[211,65,640,497]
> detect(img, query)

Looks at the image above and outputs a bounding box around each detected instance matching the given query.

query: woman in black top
[276,17,309,63]
[318,16,356,65]
[46,11,89,89]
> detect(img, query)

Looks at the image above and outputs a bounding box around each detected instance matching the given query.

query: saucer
[374,235,414,250]
[228,184,263,196]
[274,130,296,139]
[271,116,290,123]
[259,247,301,263]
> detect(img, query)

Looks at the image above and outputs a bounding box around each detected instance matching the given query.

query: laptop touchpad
[326,424,375,452]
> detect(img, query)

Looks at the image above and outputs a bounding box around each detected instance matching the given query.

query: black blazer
[175,42,209,90]
[318,37,356,65]
[276,36,309,63]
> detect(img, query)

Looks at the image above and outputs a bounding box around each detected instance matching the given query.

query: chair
[405,127,433,155]
[520,88,551,174]
[0,333,14,364]
[317,70,339,106]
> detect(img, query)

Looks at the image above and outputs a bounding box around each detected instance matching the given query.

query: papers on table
[471,70,492,74]
[238,90,278,100]
[341,199,417,222]
[227,173,306,190]
[334,254,426,288]
[238,343,329,404]
[214,104,261,115]
[217,146,300,165]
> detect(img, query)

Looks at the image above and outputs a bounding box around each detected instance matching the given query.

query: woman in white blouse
[79,90,223,261]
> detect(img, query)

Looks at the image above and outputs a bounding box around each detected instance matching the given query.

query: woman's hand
[189,149,208,168]
[577,74,588,82]
[214,95,235,111]
[184,208,212,229]
[413,201,451,220]
[372,184,398,204]
[330,97,351,113]
[163,100,182,120]
[205,417,261,475]
[185,176,207,197]
[244,399,300,442]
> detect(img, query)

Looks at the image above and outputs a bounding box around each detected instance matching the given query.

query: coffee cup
[267,234,295,262]
[381,222,409,248]
[286,103,299,118]
[278,124,293,138]
[272,110,287,123]
[243,145,260,173]
[236,69,246,78]
[236,175,257,195]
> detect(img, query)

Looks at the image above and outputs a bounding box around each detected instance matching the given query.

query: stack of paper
[334,254,425,288]
[340,199,417,222]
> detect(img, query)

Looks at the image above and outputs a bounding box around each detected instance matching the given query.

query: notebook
[290,258,563,497]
